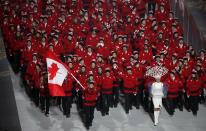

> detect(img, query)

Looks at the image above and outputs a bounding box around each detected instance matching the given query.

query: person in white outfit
[151,75,166,126]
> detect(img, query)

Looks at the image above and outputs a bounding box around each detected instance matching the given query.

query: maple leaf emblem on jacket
[48,63,59,80]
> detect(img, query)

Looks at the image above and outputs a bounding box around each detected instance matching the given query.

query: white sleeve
[161,83,164,89]
[151,83,154,95]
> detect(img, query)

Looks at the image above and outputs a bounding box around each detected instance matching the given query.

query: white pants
[152,96,163,125]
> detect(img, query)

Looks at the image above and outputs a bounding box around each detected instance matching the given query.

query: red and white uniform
[101,74,115,94]
[186,78,202,96]
[165,76,182,98]
[83,86,98,106]
[121,72,138,94]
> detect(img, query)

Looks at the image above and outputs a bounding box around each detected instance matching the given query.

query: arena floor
[10,67,206,131]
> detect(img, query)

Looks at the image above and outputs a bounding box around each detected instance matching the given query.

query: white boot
[154,111,158,126]
[154,110,160,126]
[157,110,160,123]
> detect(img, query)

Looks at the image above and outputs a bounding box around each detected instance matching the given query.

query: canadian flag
[46,51,68,96]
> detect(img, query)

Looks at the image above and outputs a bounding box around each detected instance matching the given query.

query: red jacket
[77,72,88,91]
[134,64,145,81]
[52,40,64,56]
[83,87,98,106]
[175,44,187,58]
[85,33,99,48]
[62,77,74,96]
[202,73,206,89]
[84,52,97,66]
[122,73,138,94]
[181,65,192,81]
[21,45,36,66]
[13,38,25,52]
[167,59,179,70]
[26,60,41,80]
[156,10,168,22]
[139,49,153,65]
[36,40,49,55]
[32,69,42,89]
[63,37,76,54]
[166,77,182,98]
[39,78,49,97]
[101,74,115,94]
[156,0,170,11]
[96,74,103,93]
[119,50,132,64]
[186,78,202,96]
[112,66,123,86]
[75,48,86,58]
[137,0,147,14]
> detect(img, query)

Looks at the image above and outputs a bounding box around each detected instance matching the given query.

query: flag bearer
[83,81,98,130]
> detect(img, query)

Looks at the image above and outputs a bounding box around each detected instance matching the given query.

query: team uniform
[186,72,202,115]
[0,0,205,128]
[101,69,115,116]
[165,72,183,115]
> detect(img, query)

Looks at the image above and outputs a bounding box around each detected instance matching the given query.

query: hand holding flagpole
[68,70,85,90]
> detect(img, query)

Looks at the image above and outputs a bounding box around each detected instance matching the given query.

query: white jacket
[151,82,164,97]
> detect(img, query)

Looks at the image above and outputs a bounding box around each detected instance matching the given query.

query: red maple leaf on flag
[48,63,59,80]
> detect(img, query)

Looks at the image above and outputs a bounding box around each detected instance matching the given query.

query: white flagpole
[68,71,85,90]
